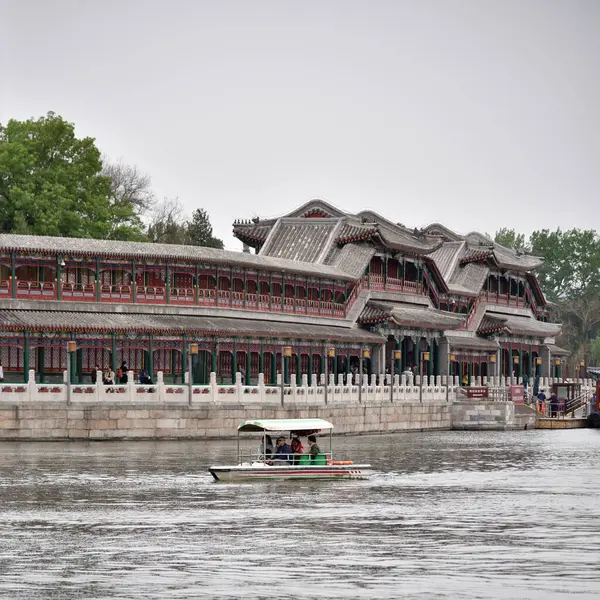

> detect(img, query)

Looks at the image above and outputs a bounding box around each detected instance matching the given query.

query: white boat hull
[209,462,371,482]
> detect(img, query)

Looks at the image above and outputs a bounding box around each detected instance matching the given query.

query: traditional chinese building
[0,199,568,384]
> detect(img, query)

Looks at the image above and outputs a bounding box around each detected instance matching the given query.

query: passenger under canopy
[237,418,333,433]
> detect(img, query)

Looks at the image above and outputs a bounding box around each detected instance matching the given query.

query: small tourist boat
[209,418,371,482]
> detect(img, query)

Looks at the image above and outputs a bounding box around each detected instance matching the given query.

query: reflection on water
[1,430,600,599]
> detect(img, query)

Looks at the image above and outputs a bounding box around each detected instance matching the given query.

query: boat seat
[297,453,328,465]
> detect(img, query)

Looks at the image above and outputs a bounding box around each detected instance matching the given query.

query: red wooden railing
[62,282,95,302]
[135,286,166,304]
[8,278,355,319]
[169,287,195,305]
[100,284,132,303]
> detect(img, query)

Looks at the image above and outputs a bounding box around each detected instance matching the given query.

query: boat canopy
[237,418,334,432]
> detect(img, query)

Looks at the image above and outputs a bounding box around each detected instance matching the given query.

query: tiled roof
[336,222,378,244]
[284,199,347,219]
[231,221,274,246]
[485,312,561,336]
[477,315,507,335]
[359,301,465,330]
[260,219,337,263]
[422,223,463,242]
[545,343,570,356]
[391,305,466,330]
[0,310,383,342]
[448,262,489,296]
[0,234,355,281]
[354,212,442,254]
[328,243,376,279]
[459,246,494,265]
[357,303,392,325]
[491,244,543,271]
[446,335,500,351]
[428,241,464,280]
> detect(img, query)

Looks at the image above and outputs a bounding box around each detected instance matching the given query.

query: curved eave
[357,315,392,326]
[375,232,444,256]
[492,253,544,272]
[337,231,377,245]
[460,251,493,265]
[391,317,465,331]
[232,230,267,246]
[477,325,508,336]
[0,322,382,343]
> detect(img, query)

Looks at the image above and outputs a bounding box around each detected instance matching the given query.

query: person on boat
[307,435,321,462]
[272,436,292,464]
[259,435,274,459]
[290,433,304,464]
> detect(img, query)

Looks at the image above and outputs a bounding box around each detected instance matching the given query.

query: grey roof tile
[485,311,561,336]
[0,309,384,342]
[545,343,570,356]
[428,241,464,280]
[329,243,376,279]
[448,262,489,296]
[446,335,499,351]
[358,301,466,330]
[0,234,354,281]
[477,315,507,335]
[391,305,466,330]
[260,219,337,263]
[491,244,543,271]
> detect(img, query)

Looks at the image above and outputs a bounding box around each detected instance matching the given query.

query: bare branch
[102,157,155,214]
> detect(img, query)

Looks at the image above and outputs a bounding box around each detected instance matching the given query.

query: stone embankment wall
[0,402,454,440]
[451,401,536,430]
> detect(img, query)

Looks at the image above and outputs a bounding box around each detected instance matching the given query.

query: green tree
[146,197,188,245]
[530,228,600,301]
[590,335,600,366]
[494,228,530,253]
[0,112,145,240]
[186,208,224,249]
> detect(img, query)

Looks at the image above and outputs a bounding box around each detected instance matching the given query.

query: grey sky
[2,0,599,249]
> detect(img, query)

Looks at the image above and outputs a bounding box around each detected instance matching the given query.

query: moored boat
[209,418,371,482]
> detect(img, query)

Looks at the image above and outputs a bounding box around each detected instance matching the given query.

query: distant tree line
[494,228,600,370]
[0,112,223,248]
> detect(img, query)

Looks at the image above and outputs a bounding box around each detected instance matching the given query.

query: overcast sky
[2,0,599,249]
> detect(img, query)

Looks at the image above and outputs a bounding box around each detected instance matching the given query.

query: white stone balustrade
[0,371,595,408]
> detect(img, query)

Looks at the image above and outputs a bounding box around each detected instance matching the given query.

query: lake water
[1,430,600,599]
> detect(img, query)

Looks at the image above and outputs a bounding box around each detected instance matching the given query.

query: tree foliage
[147,197,188,245]
[102,158,155,214]
[186,208,224,249]
[495,225,600,367]
[529,229,600,302]
[145,199,223,249]
[590,335,600,366]
[0,112,145,240]
[494,228,530,254]
[0,112,224,249]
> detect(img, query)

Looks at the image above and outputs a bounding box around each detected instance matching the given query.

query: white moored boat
[209,418,371,482]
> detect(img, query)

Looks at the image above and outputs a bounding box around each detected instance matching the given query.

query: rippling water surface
[1,430,600,599]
